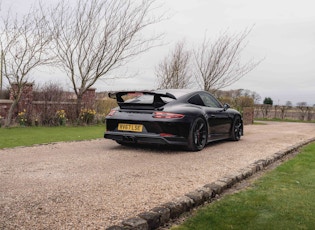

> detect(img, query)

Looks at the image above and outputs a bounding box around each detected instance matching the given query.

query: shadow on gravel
[108,139,229,154]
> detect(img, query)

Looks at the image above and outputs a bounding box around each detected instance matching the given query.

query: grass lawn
[172,142,315,230]
[0,125,106,149]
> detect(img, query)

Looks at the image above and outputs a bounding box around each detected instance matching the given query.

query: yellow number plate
[118,123,143,132]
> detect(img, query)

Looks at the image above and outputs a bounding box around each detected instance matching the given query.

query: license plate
[118,123,143,132]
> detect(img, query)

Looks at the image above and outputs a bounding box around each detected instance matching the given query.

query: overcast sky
[1,0,314,105]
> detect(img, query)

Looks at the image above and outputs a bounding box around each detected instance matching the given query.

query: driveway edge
[106,137,315,230]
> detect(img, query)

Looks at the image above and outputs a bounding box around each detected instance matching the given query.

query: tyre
[231,116,242,141]
[187,117,208,151]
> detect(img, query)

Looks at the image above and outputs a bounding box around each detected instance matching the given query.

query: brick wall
[243,107,254,125]
[0,99,12,118]
[0,83,96,122]
[81,88,96,109]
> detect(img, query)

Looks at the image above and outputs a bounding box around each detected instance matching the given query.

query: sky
[1,0,314,105]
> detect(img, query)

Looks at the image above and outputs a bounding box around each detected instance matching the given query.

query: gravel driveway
[1,121,315,229]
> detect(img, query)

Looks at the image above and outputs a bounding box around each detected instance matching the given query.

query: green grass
[0,125,106,149]
[172,142,315,230]
[253,121,267,125]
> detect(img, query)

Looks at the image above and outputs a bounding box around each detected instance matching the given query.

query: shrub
[79,108,96,125]
[95,98,117,116]
[56,109,67,126]
[263,97,273,105]
[17,109,28,126]
[95,113,107,124]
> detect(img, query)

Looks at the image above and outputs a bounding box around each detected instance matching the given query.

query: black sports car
[104,89,243,151]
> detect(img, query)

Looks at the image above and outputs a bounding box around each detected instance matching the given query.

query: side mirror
[223,103,230,111]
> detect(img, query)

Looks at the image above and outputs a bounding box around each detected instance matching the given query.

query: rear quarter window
[188,94,205,106]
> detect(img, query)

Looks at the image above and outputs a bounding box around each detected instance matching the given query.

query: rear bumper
[104,131,187,146]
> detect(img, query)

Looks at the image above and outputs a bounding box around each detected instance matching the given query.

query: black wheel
[187,117,207,151]
[231,116,242,141]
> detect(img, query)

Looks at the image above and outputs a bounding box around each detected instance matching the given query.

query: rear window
[125,94,174,104]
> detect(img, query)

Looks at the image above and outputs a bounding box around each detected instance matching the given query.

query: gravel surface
[1,121,315,229]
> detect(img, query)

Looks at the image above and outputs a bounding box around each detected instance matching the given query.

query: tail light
[153,111,184,119]
[107,109,116,116]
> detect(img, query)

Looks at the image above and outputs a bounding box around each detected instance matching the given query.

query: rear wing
[108,91,176,109]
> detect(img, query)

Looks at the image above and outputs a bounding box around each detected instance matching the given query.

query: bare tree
[49,0,162,116]
[0,6,53,126]
[308,106,314,121]
[296,102,309,121]
[279,106,288,120]
[279,101,292,120]
[193,28,261,93]
[249,91,261,104]
[286,101,293,108]
[258,104,272,119]
[156,41,191,89]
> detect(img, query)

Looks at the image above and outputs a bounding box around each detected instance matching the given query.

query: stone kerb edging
[107,138,315,230]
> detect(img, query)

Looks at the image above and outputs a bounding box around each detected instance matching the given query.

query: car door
[199,92,232,140]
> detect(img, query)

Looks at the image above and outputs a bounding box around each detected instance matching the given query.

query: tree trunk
[5,99,18,127]
[76,94,83,119]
